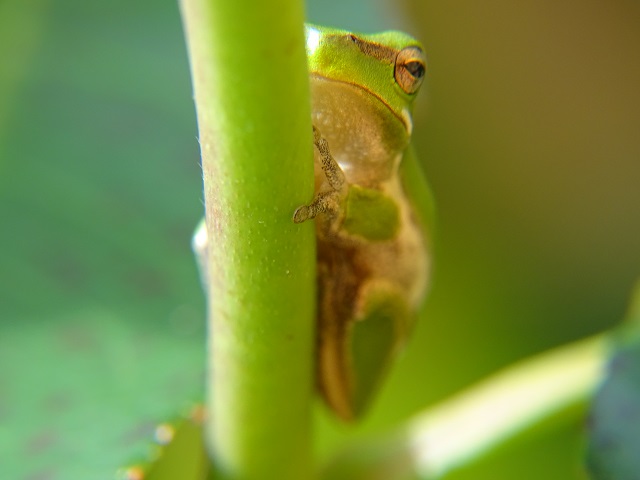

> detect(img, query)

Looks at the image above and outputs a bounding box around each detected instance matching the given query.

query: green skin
[194,24,432,422]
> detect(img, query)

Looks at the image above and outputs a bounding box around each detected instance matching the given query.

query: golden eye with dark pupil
[394,46,427,95]
[405,61,425,79]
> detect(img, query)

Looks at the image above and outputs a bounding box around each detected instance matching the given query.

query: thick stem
[179,1,315,478]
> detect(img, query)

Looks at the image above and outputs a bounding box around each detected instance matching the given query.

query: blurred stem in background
[179,0,316,478]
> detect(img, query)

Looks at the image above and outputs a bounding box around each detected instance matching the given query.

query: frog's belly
[309,75,428,304]
[316,174,429,319]
[309,76,409,188]
[314,177,429,419]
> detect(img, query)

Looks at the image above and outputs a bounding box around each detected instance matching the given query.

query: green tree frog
[194,24,432,422]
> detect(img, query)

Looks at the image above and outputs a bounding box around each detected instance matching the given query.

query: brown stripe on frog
[348,34,398,63]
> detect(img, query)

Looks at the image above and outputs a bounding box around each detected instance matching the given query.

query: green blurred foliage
[1,0,638,478]
[587,339,640,480]
[0,0,205,477]
[586,283,640,479]
[400,0,640,408]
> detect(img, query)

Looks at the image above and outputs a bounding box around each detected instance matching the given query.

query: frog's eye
[394,46,426,95]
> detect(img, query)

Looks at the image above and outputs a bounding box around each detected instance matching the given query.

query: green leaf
[124,407,211,480]
[586,282,640,480]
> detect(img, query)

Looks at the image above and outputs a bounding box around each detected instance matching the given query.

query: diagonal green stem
[179,1,315,478]
[322,334,609,479]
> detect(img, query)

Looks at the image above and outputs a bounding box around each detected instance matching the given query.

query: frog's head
[305,24,427,133]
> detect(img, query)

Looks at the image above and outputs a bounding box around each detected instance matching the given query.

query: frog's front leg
[293,126,346,223]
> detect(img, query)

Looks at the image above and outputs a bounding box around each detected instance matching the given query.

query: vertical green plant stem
[179,1,315,478]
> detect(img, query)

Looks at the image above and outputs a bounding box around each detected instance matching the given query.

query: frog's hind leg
[318,274,412,421]
[293,126,347,223]
[345,280,411,419]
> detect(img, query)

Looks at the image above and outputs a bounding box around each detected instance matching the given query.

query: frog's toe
[293,205,311,223]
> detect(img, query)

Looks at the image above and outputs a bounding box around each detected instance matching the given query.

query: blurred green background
[1,0,638,478]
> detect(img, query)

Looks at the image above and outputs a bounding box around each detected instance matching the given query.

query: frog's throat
[309,73,413,135]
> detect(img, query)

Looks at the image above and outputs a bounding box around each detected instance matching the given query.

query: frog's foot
[294,126,347,223]
[293,126,348,223]
[293,190,341,223]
